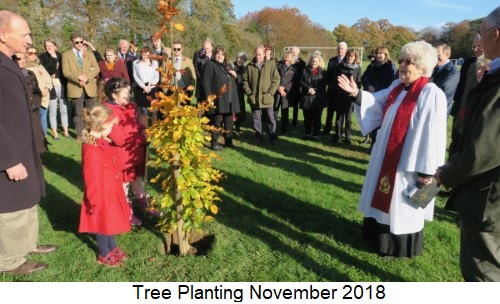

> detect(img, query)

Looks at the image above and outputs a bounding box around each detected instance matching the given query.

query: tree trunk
[172,153,194,256]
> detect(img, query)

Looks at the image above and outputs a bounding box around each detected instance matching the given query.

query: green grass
[0,109,462,282]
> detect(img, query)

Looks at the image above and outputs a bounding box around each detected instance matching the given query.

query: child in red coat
[102,77,156,226]
[79,104,131,267]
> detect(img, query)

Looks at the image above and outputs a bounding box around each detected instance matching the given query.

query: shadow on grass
[39,183,97,253]
[218,174,405,281]
[235,145,365,192]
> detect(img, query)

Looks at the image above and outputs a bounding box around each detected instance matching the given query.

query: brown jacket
[62,49,100,98]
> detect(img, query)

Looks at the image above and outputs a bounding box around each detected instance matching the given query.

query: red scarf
[370,77,429,213]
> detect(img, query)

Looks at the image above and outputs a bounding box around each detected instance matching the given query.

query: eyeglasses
[173,48,182,51]
[73,40,84,45]
[398,58,415,65]
[27,52,37,55]
[478,26,498,40]
[14,57,23,61]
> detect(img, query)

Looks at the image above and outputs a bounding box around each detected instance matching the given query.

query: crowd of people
[0,6,499,282]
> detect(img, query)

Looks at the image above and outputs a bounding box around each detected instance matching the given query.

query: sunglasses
[398,58,415,65]
[74,40,84,45]
[173,48,182,51]
[27,52,37,55]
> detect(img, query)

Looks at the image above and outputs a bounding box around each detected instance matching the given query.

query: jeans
[39,107,48,136]
[48,85,68,130]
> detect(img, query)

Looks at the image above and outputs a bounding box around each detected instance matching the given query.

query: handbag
[49,87,57,99]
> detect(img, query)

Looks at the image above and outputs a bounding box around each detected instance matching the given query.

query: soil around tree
[161,231,215,256]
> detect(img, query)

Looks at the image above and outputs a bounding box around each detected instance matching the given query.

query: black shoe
[301,135,310,140]
[225,139,235,148]
[321,130,330,135]
[310,135,318,141]
[332,134,339,143]
[255,132,264,142]
[346,138,352,145]
[270,134,278,145]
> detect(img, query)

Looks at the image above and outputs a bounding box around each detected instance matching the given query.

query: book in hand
[406,179,441,208]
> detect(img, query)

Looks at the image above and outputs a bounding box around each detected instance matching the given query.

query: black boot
[225,138,235,148]
[270,133,278,145]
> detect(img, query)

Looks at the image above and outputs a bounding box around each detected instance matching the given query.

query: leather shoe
[6,260,47,275]
[30,244,58,255]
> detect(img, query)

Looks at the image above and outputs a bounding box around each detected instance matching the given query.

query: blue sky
[232,0,497,31]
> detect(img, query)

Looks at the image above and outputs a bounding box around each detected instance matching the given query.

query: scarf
[370,77,429,213]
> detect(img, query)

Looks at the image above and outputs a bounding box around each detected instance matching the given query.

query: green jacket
[441,70,500,232]
[242,59,280,109]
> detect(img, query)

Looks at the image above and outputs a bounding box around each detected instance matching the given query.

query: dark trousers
[291,102,299,126]
[303,108,323,136]
[459,219,500,282]
[335,111,352,140]
[211,113,234,145]
[274,103,289,134]
[323,99,335,133]
[71,92,95,137]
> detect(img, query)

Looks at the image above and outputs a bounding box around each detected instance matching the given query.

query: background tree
[238,6,334,59]
[333,18,417,61]
[0,1,484,62]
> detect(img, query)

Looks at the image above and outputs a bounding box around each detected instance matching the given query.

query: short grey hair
[400,41,438,77]
[236,51,248,61]
[483,6,500,28]
[338,42,348,49]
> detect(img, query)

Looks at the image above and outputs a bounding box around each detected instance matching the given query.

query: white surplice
[354,79,448,235]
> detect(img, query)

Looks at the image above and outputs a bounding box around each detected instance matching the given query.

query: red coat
[79,138,131,235]
[98,60,130,82]
[104,102,147,181]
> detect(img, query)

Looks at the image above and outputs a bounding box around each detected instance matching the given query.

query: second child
[102,77,156,225]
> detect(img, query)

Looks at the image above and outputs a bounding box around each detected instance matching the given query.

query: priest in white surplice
[338,41,448,258]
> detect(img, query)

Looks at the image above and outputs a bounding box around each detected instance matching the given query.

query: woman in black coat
[360,46,396,147]
[202,45,240,150]
[274,52,296,135]
[300,52,327,140]
[231,52,248,134]
[333,48,362,144]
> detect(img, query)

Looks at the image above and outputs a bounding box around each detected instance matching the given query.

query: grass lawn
[0,107,462,282]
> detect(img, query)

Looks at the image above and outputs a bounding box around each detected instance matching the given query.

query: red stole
[370,77,429,213]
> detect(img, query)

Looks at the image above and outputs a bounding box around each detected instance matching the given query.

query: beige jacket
[26,61,53,108]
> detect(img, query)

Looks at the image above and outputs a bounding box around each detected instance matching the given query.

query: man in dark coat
[290,46,305,127]
[0,10,56,275]
[193,38,213,102]
[436,6,500,282]
[448,36,483,158]
[431,43,460,115]
[323,41,347,135]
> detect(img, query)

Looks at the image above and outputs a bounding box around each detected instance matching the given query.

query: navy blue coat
[431,61,460,114]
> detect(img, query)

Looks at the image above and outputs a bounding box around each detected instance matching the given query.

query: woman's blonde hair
[81,104,112,140]
[104,48,119,62]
